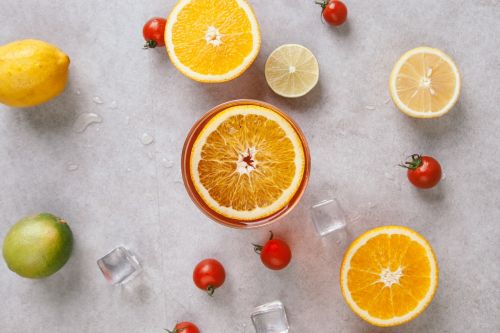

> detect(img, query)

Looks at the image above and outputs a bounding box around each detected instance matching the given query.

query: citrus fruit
[165,0,261,83]
[0,39,70,108]
[265,44,319,98]
[389,46,461,118]
[189,103,307,221]
[340,226,438,327]
[3,213,73,279]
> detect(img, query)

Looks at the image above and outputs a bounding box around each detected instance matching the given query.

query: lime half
[265,44,319,98]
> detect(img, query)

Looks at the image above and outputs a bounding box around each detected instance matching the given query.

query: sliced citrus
[165,0,261,83]
[190,104,306,221]
[265,44,319,98]
[340,226,438,327]
[389,46,461,118]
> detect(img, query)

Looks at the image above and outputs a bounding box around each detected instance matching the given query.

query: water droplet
[109,101,118,109]
[365,105,376,110]
[348,213,361,224]
[367,202,377,209]
[93,96,104,104]
[126,168,132,172]
[442,172,447,180]
[145,193,155,202]
[384,172,395,180]
[73,113,103,133]
[384,98,391,104]
[162,158,174,168]
[67,163,79,171]
[75,89,81,95]
[125,116,130,125]
[147,152,154,159]
[141,133,155,145]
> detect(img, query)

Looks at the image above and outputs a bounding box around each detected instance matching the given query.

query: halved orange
[189,103,306,221]
[340,226,438,327]
[165,0,261,82]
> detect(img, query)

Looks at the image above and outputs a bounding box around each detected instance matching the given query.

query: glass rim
[181,99,311,229]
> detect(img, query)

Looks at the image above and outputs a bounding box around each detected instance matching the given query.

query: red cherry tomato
[401,154,442,189]
[193,259,225,296]
[166,322,200,333]
[317,1,348,26]
[143,17,166,49]
[253,232,292,270]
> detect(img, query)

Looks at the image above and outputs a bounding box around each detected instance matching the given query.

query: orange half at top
[182,100,310,228]
[165,0,261,83]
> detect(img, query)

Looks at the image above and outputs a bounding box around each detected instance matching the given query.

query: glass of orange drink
[181,100,311,228]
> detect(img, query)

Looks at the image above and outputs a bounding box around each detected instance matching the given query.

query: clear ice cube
[310,199,347,237]
[251,301,289,333]
[97,247,142,285]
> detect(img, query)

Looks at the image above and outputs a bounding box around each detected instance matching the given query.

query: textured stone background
[1,0,499,332]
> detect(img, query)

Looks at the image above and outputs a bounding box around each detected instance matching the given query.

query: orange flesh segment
[198,113,296,212]
[171,0,254,75]
[347,233,433,320]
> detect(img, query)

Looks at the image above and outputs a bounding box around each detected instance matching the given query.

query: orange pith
[341,226,438,327]
[189,105,305,221]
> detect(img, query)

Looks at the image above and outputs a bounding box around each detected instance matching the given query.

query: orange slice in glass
[189,104,306,221]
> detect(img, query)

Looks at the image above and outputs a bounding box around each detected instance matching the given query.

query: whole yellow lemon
[0,39,70,108]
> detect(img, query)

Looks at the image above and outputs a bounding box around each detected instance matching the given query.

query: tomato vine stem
[253,231,274,254]
[143,40,158,49]
[207,285,216,296]
[400,154,423,170]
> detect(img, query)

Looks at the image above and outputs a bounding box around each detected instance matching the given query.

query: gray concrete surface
[1,0,499,332]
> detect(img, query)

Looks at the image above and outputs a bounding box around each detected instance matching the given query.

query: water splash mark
[73,113,103,133]
[141,133,155,145]
[92,96,104,104]
[161,158,174,168]
[67,163,79,171]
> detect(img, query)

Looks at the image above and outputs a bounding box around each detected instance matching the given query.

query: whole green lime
[2,213,73,278]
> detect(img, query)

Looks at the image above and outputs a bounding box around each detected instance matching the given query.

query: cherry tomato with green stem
[401,154,442,189]
[193,258,225,296]
[143,17,166,49]
[253,231,292,270]
[165,322,200,333]
[316,1,348,26]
